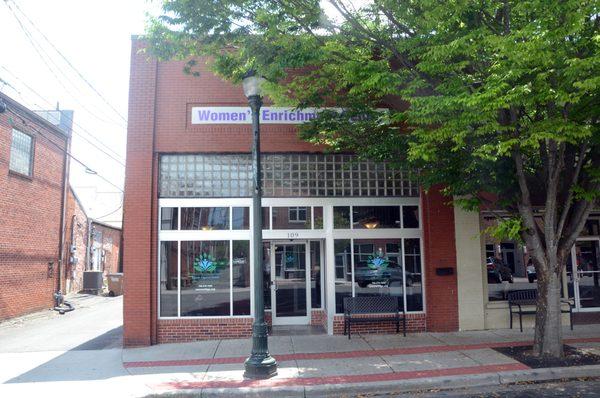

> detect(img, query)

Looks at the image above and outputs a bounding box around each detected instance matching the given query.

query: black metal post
[244,94,277,379]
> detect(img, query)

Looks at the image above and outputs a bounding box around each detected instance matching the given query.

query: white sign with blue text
[191,106,332,125]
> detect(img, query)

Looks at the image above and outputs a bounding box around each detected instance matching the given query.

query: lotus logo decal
[285,253,296,266]
[194,253,218,273]
[367,255,389,270]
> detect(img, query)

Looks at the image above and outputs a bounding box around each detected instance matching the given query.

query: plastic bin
[107,273,124,296]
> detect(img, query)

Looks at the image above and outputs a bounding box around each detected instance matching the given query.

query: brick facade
[0,93,69,321]
[123,38,460,346]
[91,221,122,276]
[421,186,459,332]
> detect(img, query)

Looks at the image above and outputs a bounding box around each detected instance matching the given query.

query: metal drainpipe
[86,220,93,271]
[56,131,71,298]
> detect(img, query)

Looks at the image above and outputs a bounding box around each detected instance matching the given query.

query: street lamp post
[243,70,278,379]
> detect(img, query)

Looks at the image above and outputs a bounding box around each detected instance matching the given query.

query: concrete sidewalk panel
[295,356,393,378]
[204,361,300,382]
[362,333,445,349]
[265,336,294,355]
[461,348,519,366]
[212,339,251,358]
[123,340,220,363]
[429,330,509,345]
[126,364,209,376]
[382,351,479,372]
[290,335,371,353]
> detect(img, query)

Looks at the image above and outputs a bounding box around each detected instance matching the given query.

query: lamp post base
[244,354,277,379]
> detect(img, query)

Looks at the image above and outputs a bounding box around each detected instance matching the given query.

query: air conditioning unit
[83,271,103,294]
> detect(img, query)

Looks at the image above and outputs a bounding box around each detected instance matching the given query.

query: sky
[0,0,162,227]
[0,0,365,228]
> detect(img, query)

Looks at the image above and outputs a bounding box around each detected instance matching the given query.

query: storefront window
[404,238,423,311]
[159,241,178,316]
[262,207,270,229]
[180,241,230,316]
[232,241,251,315]
[581,219,600,236]
[181,207,229,230]
[335,238,423,313]
[272,207,311,229]
[314,207,324,229]
[486,241,532,301]
[263,241,271,309]
[334,239,352,313]
[310,241,322,308]
[334,207,351,229]
[232,207,250,230]
[353,239,404,310]
[402,206,419,228]
[160,208,178,230]
[353,206,400,229]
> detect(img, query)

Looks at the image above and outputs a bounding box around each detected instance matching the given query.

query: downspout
[67,214,77,292]
[86,220,93,271]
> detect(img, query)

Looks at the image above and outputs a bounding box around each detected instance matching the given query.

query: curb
[145,365,600,397]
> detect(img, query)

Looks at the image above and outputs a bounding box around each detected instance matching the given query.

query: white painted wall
[454,206,486,330]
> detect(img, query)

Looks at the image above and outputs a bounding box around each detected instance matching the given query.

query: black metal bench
[507,289,573,332]
[343,296,406,339]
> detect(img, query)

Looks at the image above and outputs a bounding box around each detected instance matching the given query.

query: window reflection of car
[354,260,417,288]
[486,257,513,283]
[526,263,537,283]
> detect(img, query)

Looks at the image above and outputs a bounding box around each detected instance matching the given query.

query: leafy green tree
[147,0,599,358]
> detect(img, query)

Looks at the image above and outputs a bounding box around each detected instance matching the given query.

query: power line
[7,0,129,124]
[4,1,127,129]
[94,201,124,220]
[5,106,124,193]
[0,69,126,166]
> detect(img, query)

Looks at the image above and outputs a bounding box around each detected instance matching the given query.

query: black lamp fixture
[242,70,278,379]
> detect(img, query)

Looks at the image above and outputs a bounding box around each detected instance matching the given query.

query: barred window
[9,129,33,176]
[159,154,418,198]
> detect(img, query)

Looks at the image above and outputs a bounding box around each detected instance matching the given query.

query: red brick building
[0,92,71,320]
[64,186,89,294]
[90,220,122,276]
[123,38,599,346]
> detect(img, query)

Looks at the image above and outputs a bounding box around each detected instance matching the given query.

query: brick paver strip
[124,336,600,369]
[153,363,530,391]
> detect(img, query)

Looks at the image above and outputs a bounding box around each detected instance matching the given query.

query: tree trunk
[533,261,564,358]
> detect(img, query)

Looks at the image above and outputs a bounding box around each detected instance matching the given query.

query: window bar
[350,238,356,297]
[230,240,234,316]
[177,240,181,317]
[401,239,408,313]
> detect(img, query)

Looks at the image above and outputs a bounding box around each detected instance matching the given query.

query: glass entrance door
[271,242,310,325]
[572,239,600,310]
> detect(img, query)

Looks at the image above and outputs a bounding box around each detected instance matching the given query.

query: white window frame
[9,128,34,177]
[158,197,424,320]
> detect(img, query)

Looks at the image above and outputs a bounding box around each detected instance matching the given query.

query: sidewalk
[122,325,600,397]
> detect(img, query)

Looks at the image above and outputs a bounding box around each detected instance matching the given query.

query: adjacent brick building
[123,38,599,346]
[64,186,89,294]
[90,220,122,276]
[0,92,70,320]
[0,93,123,321]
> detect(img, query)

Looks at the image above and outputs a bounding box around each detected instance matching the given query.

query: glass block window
[159,154,418,198]
[9,129,34,176]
